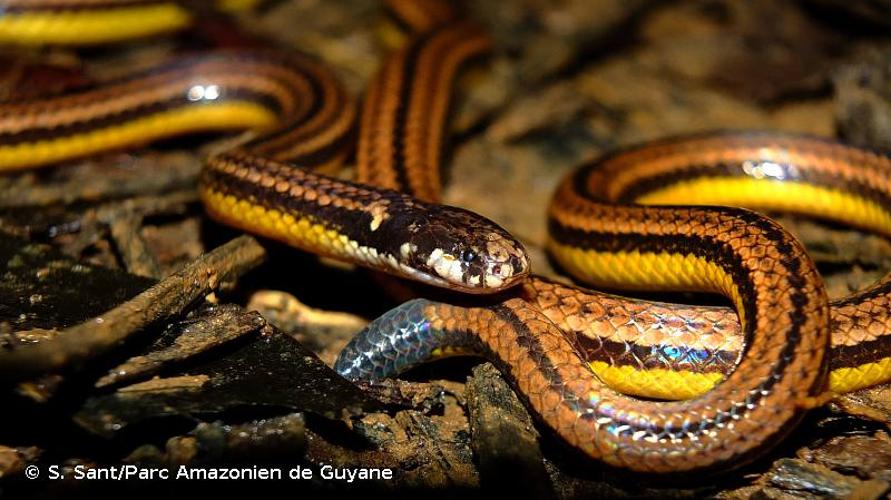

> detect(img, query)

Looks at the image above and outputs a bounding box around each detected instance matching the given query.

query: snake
[0,0,259,45]
[0,48,529,293]
[1,0,890,473]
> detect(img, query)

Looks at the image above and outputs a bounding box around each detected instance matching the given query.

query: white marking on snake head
[427,249,463,283]
[400,242,417,259]
[369,205,389,231]
[370,214,384,231]
[485,274,503,289]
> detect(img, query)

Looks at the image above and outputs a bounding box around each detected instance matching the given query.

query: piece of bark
[766,458,889,498]
[107,212,162,279]
[310,387,479,489]
[77,322,385,437]
[465,363,552,497]
[95,304,267,388]
[0,235,267,381]
[805,432,891,482]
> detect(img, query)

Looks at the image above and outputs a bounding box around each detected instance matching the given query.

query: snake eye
[460,249,477,263]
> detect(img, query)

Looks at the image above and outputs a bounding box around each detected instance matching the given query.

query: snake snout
[402,204,530,293]
[476,231,530,291]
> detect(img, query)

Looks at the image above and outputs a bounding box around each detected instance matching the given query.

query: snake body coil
[0,0,258,45]
[334,3,891,474]
[0,50,529,293]
[338,133,842,472]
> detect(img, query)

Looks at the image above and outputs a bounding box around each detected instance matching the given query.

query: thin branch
[0,235,267,382]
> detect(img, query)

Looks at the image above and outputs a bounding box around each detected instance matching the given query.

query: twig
[0,235,267,382]
[107,212,162,279]
[95,306,267,388]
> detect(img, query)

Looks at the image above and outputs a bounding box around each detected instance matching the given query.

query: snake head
[384,204,530,293]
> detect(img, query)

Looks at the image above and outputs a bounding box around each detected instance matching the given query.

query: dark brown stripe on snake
[357,21,490,201]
